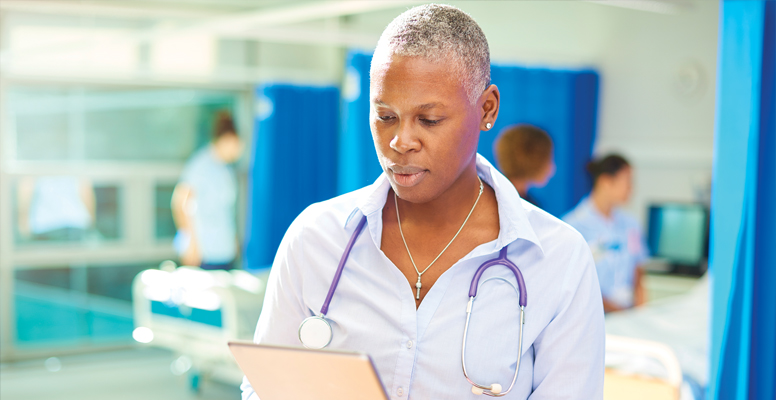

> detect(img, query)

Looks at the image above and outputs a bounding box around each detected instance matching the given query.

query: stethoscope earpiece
[471,383,502,396]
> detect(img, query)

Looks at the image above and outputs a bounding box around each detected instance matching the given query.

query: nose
[389,120,421,154]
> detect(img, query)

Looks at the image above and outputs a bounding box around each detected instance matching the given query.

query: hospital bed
[605,335,683,399]
[604,275,709,400]
[131,264,270,392]
[132,263,708,398]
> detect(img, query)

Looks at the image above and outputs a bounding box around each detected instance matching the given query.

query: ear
[479,84,500,131]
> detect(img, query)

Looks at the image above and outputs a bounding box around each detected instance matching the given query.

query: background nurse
[564,154,648,313]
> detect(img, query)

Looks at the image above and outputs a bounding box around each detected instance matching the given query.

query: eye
[420,118,442,126]
[377,115,395,123]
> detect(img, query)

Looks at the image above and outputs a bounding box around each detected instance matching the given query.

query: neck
[590,188,614,218]
[211,144,228,163]
[393,161,481,229]
[509,178,529,198]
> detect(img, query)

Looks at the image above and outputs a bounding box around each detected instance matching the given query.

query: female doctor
[242,4,604,399]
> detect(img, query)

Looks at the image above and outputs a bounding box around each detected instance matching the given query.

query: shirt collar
[578,196,616,224]
[344,154,544,254]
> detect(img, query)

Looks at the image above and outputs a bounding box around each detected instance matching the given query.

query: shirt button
[406,340,413,349]
[396,387,404,396]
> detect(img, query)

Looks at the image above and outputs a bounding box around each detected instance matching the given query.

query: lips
[389,165,428,187]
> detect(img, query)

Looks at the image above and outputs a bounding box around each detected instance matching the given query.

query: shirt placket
[390,292,418,399]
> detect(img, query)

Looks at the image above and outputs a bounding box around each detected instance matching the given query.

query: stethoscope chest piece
[298,315,333,349]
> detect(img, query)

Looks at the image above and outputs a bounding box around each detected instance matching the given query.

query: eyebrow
[373,100,444,111]
[417,102,442,110]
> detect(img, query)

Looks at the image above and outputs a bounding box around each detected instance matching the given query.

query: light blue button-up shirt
[242,155,604,399]
[563,197,649,309]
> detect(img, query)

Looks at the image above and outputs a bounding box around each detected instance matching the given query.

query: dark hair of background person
[493,124,553,180]
[587,154,630,185]
[213,110,237,139]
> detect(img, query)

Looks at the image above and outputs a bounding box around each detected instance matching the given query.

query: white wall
[594,1,718,222]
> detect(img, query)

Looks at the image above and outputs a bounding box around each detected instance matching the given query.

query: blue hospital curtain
[339,52,382,194]
[337,51,598,217]
[481,66,599,217]
[244,84,340,269]
[709,1,776,399]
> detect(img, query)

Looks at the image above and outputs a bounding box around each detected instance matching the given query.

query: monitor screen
[647,203,708,267]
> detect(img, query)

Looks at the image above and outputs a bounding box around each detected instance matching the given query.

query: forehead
[614,166,632,178]
[370,55,468,107]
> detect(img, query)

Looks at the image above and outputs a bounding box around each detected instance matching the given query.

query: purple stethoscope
[297,215,527,397]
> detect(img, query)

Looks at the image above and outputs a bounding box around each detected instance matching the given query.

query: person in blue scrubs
[564,154,648,313]
[172,111,243,270]
[493,124,556,208]
[243,4,604,399]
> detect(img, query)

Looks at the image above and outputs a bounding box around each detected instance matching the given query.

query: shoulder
[520,202,598,302]
[523,200,590,260]
[561,200,589,227]
[182,148,212,175]
[189,147,212,165]
[283,186,373,244]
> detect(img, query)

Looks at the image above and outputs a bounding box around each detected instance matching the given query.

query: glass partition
[155,183,177,240]
[9,87,239,162]
[13,177,123,245]
[14,263,154,347]
[2,83,247,358]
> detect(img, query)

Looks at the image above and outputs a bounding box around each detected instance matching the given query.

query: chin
[391,182,441,205]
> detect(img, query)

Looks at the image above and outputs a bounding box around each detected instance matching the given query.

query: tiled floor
[0,348,241,400]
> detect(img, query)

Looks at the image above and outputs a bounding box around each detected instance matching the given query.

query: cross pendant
[415,276,422,300]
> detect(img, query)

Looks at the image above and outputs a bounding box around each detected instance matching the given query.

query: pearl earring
[485,123,492,130]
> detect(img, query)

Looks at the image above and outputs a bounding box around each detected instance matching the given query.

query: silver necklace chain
[395,177,484,300]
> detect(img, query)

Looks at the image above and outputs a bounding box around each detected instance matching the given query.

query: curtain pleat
[245,85,340,268]
[710,1,775,399]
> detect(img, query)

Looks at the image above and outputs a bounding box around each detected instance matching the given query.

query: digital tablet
[228,341,389,400]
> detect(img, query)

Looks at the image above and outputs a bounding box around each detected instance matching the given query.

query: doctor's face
[370,55,492,204]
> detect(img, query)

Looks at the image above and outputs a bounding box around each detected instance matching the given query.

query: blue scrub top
[563,197,648,308]
[178,145,237,264]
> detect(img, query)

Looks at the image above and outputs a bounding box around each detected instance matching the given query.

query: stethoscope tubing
[462,275,525,397]
[304,214,528,397]
[469,247,527,307]
[319,216,368,316]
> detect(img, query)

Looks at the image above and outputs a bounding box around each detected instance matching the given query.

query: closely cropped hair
[371,4,490,105]
[587,154,630,184]
[213,110,237,139]
[494,124,553,180]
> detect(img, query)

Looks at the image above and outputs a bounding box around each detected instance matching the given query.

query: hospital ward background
[0,1,773,400]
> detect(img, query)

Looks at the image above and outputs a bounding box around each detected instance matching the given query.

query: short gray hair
[371,4,490,105]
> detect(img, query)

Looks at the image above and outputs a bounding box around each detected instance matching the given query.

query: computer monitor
[647,203,709,274]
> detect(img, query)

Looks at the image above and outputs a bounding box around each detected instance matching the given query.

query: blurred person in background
[17,176,95,241]
[172,111,243,270]
[564,154,647,313]
[493,124,555,208]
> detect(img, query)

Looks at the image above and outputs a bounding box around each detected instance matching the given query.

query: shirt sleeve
[528,234,605,400]
[179,155,199,187]
[240,214,312,400]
